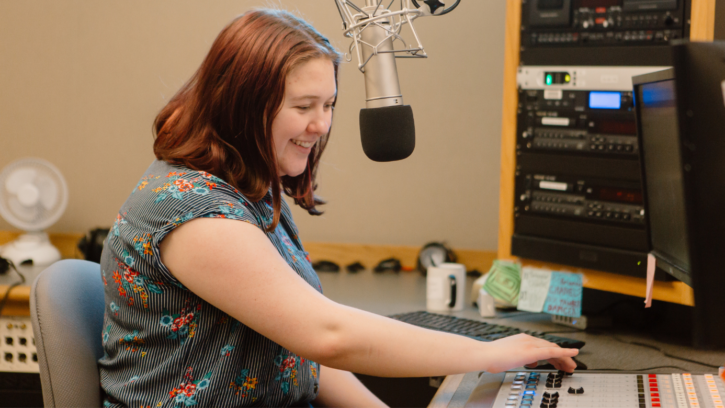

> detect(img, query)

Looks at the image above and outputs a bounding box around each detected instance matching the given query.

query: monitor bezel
[632,68,693,286]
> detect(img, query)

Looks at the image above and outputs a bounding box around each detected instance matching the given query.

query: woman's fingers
[486,334,580,373]
[525,347,578,372]
[529,345,578,360]
[549,356,578,372]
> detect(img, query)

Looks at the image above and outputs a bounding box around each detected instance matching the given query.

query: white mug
[426,263,466,312]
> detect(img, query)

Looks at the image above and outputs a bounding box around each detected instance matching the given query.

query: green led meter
[544,71,571,86]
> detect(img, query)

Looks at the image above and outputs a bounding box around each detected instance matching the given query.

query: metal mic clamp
[411,0,462,16]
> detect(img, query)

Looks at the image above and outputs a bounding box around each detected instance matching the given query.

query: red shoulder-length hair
[153,9,342,232]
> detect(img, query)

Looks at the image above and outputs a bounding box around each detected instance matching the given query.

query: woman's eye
[297,106,310,111]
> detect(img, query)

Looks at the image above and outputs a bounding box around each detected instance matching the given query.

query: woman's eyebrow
[290,94,337,102]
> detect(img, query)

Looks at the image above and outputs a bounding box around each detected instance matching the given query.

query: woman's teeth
[292,139,315,148]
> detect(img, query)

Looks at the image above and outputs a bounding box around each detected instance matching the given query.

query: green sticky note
[482,260,521,307]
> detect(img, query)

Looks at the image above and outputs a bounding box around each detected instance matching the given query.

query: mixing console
[489,370,724,408]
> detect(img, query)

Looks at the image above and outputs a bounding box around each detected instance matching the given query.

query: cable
[372,0,384,17]
[0,259,26,317]
[593,365,691,372]
[607,334,721,369]
[335,0,348,30]
[344,1,369,18]
[541,329,586,335]
[485,311,543,321]
[493,314,718,369]
[541,323,720,369]
[584,298,646,317]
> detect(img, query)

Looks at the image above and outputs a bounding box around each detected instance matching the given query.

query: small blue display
[589,92,622,109]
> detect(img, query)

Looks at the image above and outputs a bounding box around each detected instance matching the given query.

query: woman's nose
[308,117,330,135]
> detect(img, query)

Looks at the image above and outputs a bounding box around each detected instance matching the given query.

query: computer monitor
[633,41,725,349]
[634,68,691,285]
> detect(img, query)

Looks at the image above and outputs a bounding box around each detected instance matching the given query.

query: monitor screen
[637,79,691,273]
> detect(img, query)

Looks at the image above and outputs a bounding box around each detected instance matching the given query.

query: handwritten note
[517,267,553,313]
[542,272,583,318]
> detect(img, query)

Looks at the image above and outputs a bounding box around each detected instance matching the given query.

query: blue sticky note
[542,272,583,318]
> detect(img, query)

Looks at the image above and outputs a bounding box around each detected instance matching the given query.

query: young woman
[99,8,577,408]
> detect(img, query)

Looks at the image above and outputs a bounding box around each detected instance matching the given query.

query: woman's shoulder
[129,161,251,204]
[119,161,265,230]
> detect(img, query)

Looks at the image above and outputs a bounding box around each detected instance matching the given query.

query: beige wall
[0,0,506,251]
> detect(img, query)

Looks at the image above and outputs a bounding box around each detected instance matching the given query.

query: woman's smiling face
[271,58,337,178]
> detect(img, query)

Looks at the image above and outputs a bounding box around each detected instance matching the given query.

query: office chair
[30,259,105,408]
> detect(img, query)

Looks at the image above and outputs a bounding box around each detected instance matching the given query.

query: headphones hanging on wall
[416,242,457,275]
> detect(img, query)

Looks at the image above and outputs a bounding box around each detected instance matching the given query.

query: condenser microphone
[335,0,462,161]
[360,105,415,162]
[358,8,415,162]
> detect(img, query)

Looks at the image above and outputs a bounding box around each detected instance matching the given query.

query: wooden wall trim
[303,242,497,273]
[497,0,522,261]
[691,0,717,41]
[0,231,85,316]
[0,231,497,273]
[0,232,497,316]
[519,259,695,306]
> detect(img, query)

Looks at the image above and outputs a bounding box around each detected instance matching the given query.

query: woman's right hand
[483,333,579,374]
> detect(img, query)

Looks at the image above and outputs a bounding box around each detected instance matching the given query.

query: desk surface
[4,265,724,371]
[3,260,723,405]
[315,269,725,407]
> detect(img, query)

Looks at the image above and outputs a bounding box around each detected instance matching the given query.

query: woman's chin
[280,166,307,178]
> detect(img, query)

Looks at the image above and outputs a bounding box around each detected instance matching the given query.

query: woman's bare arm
[313,366,387,408]
[160,218,578,377]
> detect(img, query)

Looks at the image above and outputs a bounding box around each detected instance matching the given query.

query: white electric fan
[0,158,68,267]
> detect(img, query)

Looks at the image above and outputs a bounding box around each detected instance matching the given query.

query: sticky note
[482,260,521,307]
[517,267,553,313]
[645,253,656,308]
[542,272,583,318]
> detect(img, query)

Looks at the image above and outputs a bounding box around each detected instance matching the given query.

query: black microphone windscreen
[359,105,415,162]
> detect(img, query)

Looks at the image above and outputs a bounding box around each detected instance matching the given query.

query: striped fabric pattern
[99,160,322,407]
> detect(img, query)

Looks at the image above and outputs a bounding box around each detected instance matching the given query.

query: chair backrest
[30,259,105,408]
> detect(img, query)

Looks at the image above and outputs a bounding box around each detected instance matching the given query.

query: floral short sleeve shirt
[99,160,322,408]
